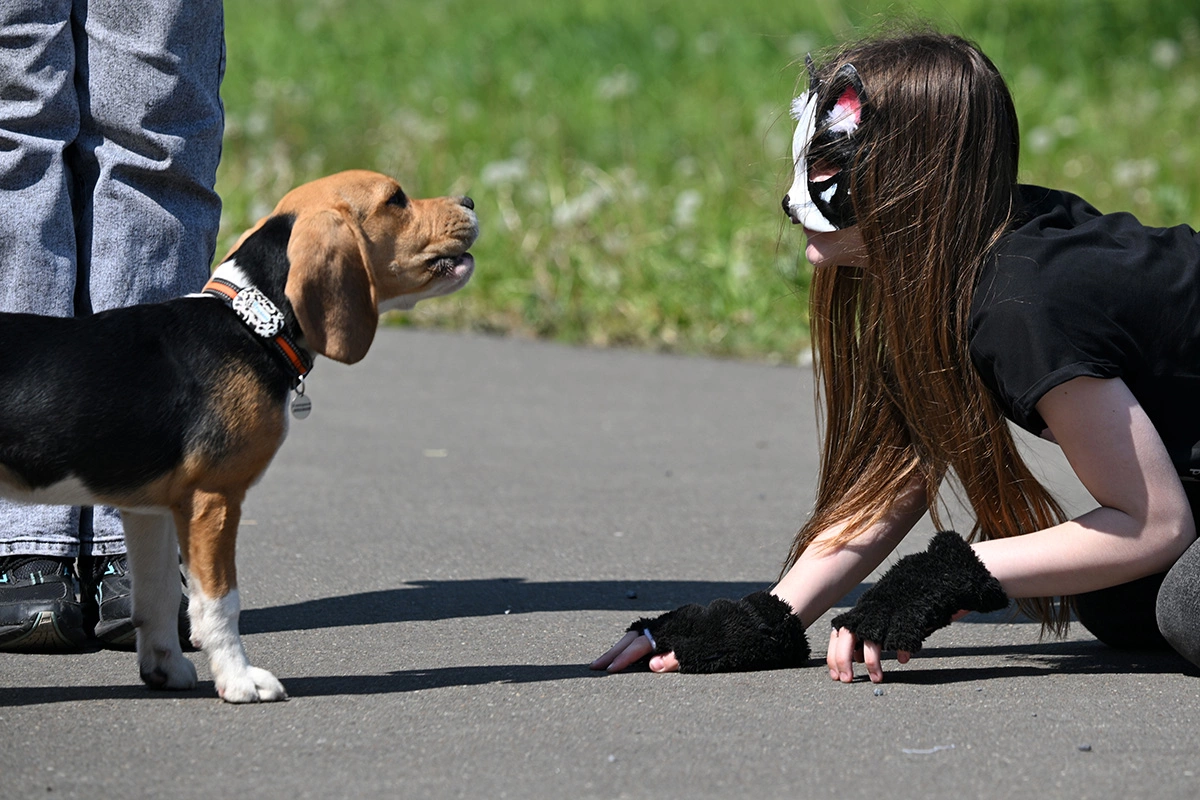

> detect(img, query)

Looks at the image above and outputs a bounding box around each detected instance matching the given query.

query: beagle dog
[0,170,478,702]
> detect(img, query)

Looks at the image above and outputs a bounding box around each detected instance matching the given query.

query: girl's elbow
[1147,509,1196,571]
[1169,511,1197,559]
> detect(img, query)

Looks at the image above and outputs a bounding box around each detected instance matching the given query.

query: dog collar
[202,267,313,389]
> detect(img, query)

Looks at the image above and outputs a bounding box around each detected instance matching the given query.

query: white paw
[139,648,198,691]
[217,666,288,703]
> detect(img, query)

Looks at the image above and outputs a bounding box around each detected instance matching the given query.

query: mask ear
[824,63,866,134]
[805,53,819,89]
[805,62,868,229]
[284,209,378,364]
[826,84,862,134]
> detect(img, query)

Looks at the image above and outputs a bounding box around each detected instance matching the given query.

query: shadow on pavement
[239,579,766,633]
[0,665,602,706]
[239,578,1034,635]
[872,639,1200,684]
[13,583,1190,706]
[4,641,1194,706]
[283,663,604,697]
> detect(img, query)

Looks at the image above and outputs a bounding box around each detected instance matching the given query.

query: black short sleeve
[970,186,1200,468]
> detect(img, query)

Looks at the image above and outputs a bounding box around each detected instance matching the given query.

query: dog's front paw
[139,648,198,691]
[217,666,288,703]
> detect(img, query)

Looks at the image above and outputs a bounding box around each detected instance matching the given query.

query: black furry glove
[628,591,810,673]
[831,530,1008,653]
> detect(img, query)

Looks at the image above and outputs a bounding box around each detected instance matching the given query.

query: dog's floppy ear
[284,209,378,364]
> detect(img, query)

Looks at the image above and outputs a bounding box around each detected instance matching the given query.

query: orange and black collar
[202,274,313,388]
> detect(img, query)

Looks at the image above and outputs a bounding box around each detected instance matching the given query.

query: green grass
[218,0,1200,362]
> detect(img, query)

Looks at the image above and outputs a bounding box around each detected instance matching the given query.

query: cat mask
[784,56,867,232]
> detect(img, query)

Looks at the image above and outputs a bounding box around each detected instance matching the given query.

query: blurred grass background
[218,0,1200,363]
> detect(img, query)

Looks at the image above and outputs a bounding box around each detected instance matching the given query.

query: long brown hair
[784,31,1071,632]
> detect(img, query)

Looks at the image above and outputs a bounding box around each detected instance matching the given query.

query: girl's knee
[1156,568,1200,668]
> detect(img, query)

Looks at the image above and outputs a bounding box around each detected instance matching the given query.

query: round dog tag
[291,393,312,419]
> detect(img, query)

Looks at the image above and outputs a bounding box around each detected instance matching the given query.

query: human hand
[826,625,912,684]
[590,631,681,673]
[831,531,1007,656]
[591,591,809,674]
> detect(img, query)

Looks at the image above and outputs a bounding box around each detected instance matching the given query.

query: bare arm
[832,376,1197,684]
[974,376,1195,596]
[772,480,928,627]
[590,478,928,673]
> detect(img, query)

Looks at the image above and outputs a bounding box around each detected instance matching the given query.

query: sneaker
[78,553,190,649]
[79,553,136,647]
[0,556,87,651]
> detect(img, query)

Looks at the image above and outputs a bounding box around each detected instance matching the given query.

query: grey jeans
[1157,536,1200,669]
[0,0,224,558]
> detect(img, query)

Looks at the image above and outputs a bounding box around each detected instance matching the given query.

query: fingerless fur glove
[831,531,1008,653]
[628,591,810,673]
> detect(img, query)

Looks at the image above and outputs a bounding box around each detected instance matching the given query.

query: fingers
[590,631,672,673]
[826,629,837,679]
[590,631,641,671]
[828,627,893,683]
[863,639,884,683]
[649,651,680,673]
[827,627,859,683]
[605,637,652,672]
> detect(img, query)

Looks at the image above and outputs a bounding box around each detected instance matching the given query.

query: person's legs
[1074,572,1172,650]
[72,0,225,312]
[1156,535,1200,669]
[0,0,85,557]
[70,0,225,559]
[0,0,87,649]
[67,0,225,645]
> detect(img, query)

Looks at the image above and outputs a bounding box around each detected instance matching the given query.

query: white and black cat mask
[783,56,868,232]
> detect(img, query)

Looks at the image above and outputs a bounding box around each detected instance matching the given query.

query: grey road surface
[2,329,1197,799]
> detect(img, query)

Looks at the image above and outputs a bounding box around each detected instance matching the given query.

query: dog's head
[228,170,478,364]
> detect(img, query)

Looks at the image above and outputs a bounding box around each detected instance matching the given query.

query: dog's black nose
[781,194,791,218]
[461,196,475,210]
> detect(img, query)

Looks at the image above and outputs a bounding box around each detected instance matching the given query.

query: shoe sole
[0,611,87,652]
[93,610,191,650]
[94,619,138,649]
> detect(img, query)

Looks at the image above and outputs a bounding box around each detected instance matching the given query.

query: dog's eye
[386,189,408,208]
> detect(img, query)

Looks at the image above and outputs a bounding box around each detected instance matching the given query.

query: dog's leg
[180,490,287,703]
[122,510,198,691]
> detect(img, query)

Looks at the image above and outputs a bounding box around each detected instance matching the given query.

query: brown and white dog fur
[0,170,478,702]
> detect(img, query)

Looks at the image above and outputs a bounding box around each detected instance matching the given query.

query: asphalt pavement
[2,328,1198,799]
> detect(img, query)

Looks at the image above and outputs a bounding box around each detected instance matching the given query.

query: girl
[591,29,1200,682]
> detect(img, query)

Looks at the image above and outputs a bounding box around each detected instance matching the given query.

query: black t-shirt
[969,185,1200,475]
